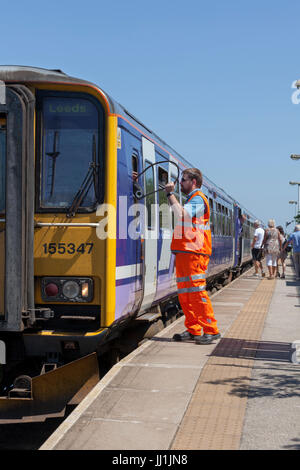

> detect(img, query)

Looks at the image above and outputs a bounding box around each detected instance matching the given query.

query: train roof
[0,66,258,216]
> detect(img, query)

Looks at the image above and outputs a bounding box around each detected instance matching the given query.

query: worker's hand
[164,182,175,194]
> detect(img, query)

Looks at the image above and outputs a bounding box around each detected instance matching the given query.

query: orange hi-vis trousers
[175,252,219,336]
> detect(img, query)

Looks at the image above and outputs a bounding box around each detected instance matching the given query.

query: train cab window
[132,154,139,200]
[132,154,138,175]
[0,116,6,213]
[158,167,169,228]
[37,92,104,212]
[144,160,155,229]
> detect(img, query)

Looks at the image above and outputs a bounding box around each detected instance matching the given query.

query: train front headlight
[62,281,80,299]
[41,277,93,302]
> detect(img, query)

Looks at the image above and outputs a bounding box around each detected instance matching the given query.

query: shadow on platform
[211,337,292,362]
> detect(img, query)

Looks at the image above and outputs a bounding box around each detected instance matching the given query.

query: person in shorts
[251,220,265,277]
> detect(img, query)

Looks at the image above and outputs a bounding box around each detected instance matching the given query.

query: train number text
[42,242,94,255]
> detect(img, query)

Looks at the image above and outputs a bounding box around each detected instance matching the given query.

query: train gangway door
[139,137,158,312]
[0,84,35,331]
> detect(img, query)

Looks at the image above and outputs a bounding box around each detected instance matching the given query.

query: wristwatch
[167,192,174,198]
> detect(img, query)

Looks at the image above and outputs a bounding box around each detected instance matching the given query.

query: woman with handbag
[262,219,282,279]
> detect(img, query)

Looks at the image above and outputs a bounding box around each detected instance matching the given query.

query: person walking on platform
[251,220,265,277]
[276,226,287,279]
[262,219,282,279]
[164,168,220,345]
[283,225,300,280]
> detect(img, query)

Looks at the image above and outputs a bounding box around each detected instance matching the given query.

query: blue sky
[2,0,300,230]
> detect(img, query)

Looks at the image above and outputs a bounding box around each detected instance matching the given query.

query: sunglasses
[181,177,190,182]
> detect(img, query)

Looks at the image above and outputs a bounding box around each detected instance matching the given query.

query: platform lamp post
[289,181,300,215]
[289,200,298,216]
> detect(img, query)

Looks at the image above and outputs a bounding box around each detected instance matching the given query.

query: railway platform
[40,257,300,451]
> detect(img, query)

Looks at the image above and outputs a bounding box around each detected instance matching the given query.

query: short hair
[254,220,260,226]
[268,219,275,228]
[182,168,203,188]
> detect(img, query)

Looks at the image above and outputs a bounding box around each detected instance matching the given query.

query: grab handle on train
[133,160,180,200]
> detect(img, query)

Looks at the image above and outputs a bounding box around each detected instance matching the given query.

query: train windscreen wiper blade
[46,131,60,197]
[67,160,99,218]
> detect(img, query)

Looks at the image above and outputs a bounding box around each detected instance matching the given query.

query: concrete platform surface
[40,258,300,450]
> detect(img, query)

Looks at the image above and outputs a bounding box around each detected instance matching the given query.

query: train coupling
[0,352,99,423]
[22,308,54,327]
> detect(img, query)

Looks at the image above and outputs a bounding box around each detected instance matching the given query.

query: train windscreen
[38,93,104,211]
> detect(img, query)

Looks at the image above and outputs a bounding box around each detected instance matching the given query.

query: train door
[0,84,35,333]
[139,137,158,311]
[157,159,172,274]
[234,205,243,266]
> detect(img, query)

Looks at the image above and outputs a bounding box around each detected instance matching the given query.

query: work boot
[173,331,195,342]
[195,333,221,345]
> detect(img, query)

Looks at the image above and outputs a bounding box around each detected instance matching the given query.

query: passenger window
[209,198,214,234]
[221,206,225,235]
[217,204,221,235]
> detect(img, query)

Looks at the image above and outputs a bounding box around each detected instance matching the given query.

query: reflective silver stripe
[178,285,206,294]
[176,276,190,283]
[180,222,210,230]
[191,274,205,280]
[201,297,207,303]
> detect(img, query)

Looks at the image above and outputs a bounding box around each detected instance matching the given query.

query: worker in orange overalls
[165,168,220,344]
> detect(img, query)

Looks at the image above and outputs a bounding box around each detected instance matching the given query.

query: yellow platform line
[171,278,276,450]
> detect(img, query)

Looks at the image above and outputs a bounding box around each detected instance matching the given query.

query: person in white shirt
[251,220,265,277]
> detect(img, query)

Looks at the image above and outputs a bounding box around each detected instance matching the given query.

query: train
[0,66,258,418]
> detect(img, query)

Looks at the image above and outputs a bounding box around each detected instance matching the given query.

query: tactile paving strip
[171,278,276,450]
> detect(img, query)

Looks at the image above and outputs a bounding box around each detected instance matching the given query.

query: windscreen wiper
[67,162,99,218]
[46,131,60,197]
[67,134,99,218]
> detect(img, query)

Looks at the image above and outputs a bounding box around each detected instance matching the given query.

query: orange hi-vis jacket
[171,190,212,255]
